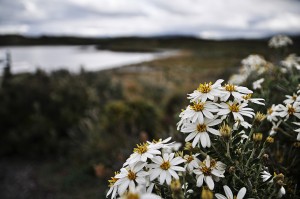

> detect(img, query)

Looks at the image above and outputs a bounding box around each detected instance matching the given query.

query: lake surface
[0,45,167,74]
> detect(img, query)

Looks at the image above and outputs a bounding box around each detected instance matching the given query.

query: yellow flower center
[267,108,273,115]
[225,84,236,92]
[210,159,216,168]
[186,155,194,163]
[133,143,148,154]
[191,102,205,112]
[160,161,171,170]
[126,193,140,199]
[197,124,207,132]
[229,103,240,112]
[201,165,212,176]
[197,82,212,93]
[287,105,295,115]
[242,94,252,100]
[127,170,136,180]
[292,94,297,100]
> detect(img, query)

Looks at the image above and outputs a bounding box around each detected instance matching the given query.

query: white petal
[204,132,211,147]
[215,194,227,199]
[205,175,214,190]
[224,185,233,199]
[200,133,207,148]
[168,169,179,179]
[171,166,185,171]
[159,170,166,184]
[207,128,221,136]
[166,172,172,185]
[150,169,161,181]
[237,187,247,199]
[192,133,201,147]
[185,132,197,142]
[118,180,130,195]
[196,174,204,187]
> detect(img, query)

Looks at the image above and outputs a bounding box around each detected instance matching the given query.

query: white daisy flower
[228,74,248,85]
[215,185,247,199]
[107,172,120,199]
[148,153,185,185]
[233,120,252,130]
[177,113,189,130]
[193,155,225,190]
[277,102,300,120]
[180,117,222,148]
[252,78,264,90]
[161,142,182,154]
[281,54,300,70]
[184,153,201,173]
[261,170,273,182]
[124,143,161,166]
[284,93,300,105]
[188,79,224,102]
[241,94,265,105]
[147,137,181,154]
[115,162,149,196]
[179,101,219,124]
[221,83,253,101]
[242,54,267,68]
[218,101,255,122]
[269,121,282,136]
[269,35,293,48]
[266,104,281,122]
[119,185,161,199]
[293,122,300,141]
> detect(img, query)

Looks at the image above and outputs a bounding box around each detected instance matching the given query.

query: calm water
[0,45,165,74]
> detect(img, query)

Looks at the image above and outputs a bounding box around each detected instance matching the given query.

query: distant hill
[0,34,299,52]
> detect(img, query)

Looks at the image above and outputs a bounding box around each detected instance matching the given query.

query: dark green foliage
[0,69,123,157]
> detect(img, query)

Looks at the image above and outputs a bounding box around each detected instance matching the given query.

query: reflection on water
[0,45,164,74]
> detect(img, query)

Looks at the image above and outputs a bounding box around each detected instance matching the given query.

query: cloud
[0,0,300,39]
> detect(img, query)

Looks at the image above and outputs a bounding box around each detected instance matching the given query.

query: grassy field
[1,35,300,199]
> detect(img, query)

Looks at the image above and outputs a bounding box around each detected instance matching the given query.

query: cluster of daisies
[107,79,266,198]
[178,79,263,149]
[107,137,182,198]
[229,35,300,87]
[268,34,293,49]
[266,90,300,141]
[228,54,269,85]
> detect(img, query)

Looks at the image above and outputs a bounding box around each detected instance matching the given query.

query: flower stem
[246,147,256,168]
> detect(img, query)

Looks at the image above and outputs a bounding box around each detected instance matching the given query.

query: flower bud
[171,179,182,193]
[274,173,285,182]
[175,151,184,157]
[262,153,269,161]
[266,136,274,143]
[253,133,263,142]
[255,112,266,122]
[277,180,285,187]
[201,186,213,199]
[228,166,236,173]
[184,142,193,151]
[253,112,266,126]
[293,141,300,148]
[219,123,232,140]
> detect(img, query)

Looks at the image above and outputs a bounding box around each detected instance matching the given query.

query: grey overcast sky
[0,0,300,39]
